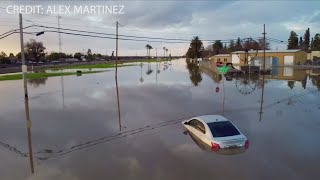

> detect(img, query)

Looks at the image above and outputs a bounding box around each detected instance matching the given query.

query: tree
[86,49,93,61]
[0,51,10,64]
[311,38,314,50]
[229,40,235,52]
[25,39,46,62]
[16,52,21,60]
[304,28,310,50]
[74,52,82,60]
[287,31,299,49]
[46,52,67,61]
[235,37,243,51]
[312,34,320,50]
[258,38,270,50]
[145,44,151,57]
[150,45,153,57]
[299,37,304,49]
[163,47,166,58]
[186,36,204,59]
[9,53,14,58]
[212,40,223,54]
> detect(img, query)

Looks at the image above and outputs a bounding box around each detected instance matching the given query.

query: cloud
[1,1,320,55]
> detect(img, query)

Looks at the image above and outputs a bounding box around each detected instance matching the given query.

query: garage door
[284,56,294,65]
[232,54,240,64]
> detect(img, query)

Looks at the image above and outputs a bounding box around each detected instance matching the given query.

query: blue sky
[0,0,319,56]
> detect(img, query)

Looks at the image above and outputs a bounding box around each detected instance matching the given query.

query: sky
[0,0,320,56]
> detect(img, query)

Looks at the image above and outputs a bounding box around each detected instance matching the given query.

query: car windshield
[207,121,240,137]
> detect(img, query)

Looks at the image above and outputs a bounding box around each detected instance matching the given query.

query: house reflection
[184,130,246,155]
[200,60,320,90]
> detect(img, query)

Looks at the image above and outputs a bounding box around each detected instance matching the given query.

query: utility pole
[57,15,64,109]
[262,24,266,71]
[19,13,34,174]
[57,15,62,53]
[115,21,119,77]
[259,24,267,122]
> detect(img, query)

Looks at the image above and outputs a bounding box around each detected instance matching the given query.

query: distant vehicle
[216,61,222,67]
[182,115,249,151]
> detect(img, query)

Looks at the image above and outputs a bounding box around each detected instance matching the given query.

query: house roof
[231,49,303,54]
[212,54,230,57]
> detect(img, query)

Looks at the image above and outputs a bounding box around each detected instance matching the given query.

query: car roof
[194,115,229,123]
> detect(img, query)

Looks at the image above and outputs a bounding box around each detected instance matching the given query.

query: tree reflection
[301,76,307,89]
[311,76,320,90]
[146,62,153,75]
[186,58,202,86]
[27,78,48,88]
[287,81,295,90]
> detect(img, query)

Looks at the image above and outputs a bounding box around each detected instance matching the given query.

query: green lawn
[0,71,102,81]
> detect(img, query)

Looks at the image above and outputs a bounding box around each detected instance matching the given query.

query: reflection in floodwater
[185,130,246,155]
[287,81,295,90]
[139,62,144,83]
[235,76,257,95]
[27,78,48,88]
[115,64,122,131]
[23,87,34,174]
[186,58,202,86]
[259,74,265,122]
[146,62,153,75]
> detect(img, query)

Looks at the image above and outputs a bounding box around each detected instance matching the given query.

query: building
[209,54,231,65]
[231,49,307,68]
[307,51,320,61]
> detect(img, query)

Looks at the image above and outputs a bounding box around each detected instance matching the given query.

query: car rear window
[207,121,240,137]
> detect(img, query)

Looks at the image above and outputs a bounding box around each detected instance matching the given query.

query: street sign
[218,66,230,74]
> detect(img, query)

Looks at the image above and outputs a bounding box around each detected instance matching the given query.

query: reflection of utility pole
[156,62,158,83]
[139,62,144,83]
[115,21,121,131]
[259,74,265,122]
[222,75,225,115]
[19,13,34,174]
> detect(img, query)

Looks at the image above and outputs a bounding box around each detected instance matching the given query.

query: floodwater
[0,59,319,180]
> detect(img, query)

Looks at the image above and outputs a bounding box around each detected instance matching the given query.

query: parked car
[182,115,249,151]
[216,61,222,67]
[184,129,246,155]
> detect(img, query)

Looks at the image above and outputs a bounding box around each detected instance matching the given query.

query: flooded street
[1,59,320,180]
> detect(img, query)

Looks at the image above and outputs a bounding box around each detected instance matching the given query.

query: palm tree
[149,45,153,58]
[166,48,168,57]
[163,47,166,58]
[145,44,153,58]
[186,36,204,59]
[145,44,151,57]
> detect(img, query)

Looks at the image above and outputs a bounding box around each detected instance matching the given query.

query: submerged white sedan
[182,115,249,151]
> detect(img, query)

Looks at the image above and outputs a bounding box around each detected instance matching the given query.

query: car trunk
[214,135,246,148]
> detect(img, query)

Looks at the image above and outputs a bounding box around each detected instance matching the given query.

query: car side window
[189,120,197,128]
[189,119,205,134]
